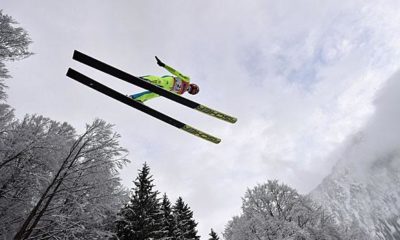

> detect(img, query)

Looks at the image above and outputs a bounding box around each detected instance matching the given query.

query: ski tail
[66,68,221,144]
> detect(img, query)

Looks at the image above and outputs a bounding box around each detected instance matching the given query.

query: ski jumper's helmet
[188,83,199,95]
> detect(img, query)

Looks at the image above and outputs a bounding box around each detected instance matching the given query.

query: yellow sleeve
[163,64,190,83]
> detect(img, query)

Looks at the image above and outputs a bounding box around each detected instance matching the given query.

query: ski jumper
[131,64,190,103]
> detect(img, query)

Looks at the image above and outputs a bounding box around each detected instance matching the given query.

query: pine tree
[116,163,163,240]
[209,228,220,240]
[172,197,200,240]
[159,193,176,240]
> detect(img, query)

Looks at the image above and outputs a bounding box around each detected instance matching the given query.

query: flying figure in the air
[67,50,236,144]
[129,56,199,103]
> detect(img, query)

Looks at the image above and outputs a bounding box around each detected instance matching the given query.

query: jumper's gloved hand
[155,56,165,67]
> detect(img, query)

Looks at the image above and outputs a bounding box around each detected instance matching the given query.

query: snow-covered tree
[0,10,32,62]
[0,9,29,154]
[172,197,199,240]
[0,115,75,238]
[11,119,128,240]
[0,9,32,99]
[209,228,220,240]
[160,193,176,240]
[116,162,163,240]
[0,10,129,240]
[224,180,347,240]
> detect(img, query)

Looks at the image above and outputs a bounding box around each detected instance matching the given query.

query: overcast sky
[3,0,400,237]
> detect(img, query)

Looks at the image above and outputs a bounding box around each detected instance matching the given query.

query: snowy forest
[1,8,400,240]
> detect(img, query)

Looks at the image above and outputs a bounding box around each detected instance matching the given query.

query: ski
[72,50,237,124]
[66,68,221,144]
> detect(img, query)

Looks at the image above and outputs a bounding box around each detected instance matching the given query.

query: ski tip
[181,125,221,144]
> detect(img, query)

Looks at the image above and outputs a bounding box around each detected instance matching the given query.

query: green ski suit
[131,64,190,103]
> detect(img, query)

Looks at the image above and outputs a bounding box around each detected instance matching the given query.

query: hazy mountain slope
[311,71,400,239]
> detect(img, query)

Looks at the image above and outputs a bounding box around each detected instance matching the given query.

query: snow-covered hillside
[311,71,400,239]
[312,149,400,239]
